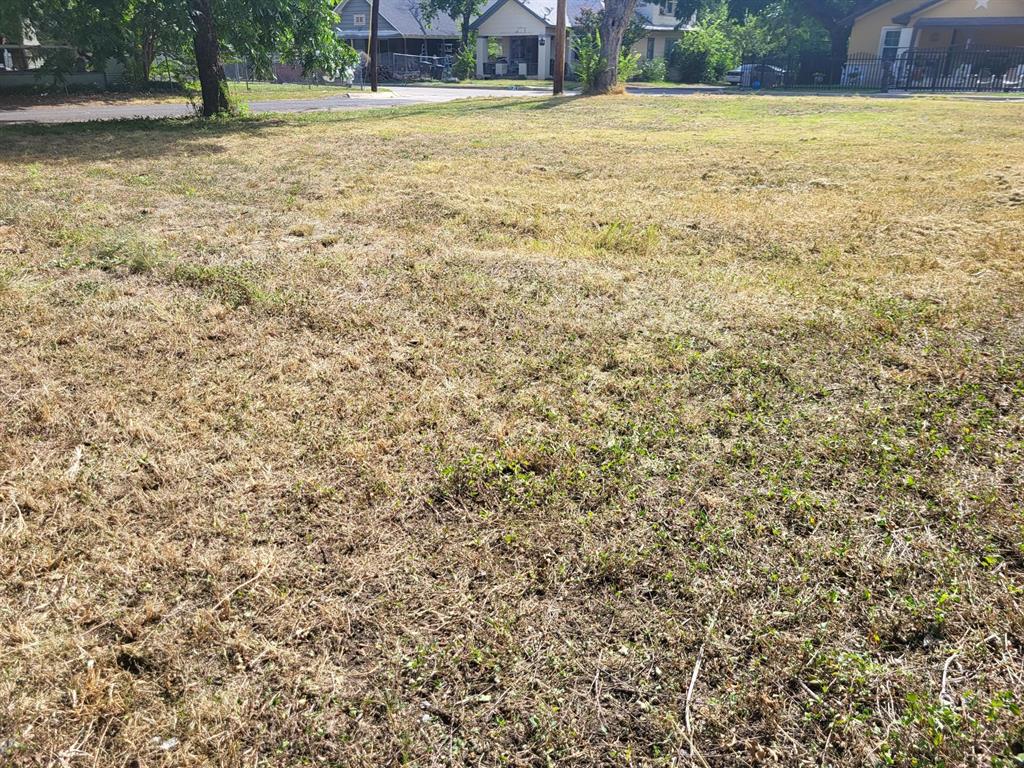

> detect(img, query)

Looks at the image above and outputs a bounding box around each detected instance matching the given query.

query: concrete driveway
[0,85,550,124]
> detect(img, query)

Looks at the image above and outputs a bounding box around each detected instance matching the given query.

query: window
[647,37,655,60]
[509,36,538,62]
[660,0,675,14]
[353,13,366,25]
[664,39,676,60]
[879,26,910,60]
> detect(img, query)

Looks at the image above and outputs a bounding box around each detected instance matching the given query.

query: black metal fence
[739,47,1024,92]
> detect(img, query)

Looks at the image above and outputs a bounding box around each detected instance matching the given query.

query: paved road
[0,85,550,124]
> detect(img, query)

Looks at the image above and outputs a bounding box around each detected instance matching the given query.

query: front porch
[844,41,1024,89]
[911,18,1024,50]
[475,34,554,79]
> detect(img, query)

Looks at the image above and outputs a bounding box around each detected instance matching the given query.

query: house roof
[335,0,459,38]
[840,0,1022,24]
[840,0,898,24]
[471,0,602,29]
[891,0,948,23]
[471,0,691,31]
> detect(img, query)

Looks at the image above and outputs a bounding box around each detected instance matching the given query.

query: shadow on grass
[0,115,299,162]
[0,95,573,163]
[0,87,187,111]
[288,94,569,125]
[525,94,588,109]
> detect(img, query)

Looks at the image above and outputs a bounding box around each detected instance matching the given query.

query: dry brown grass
[1,94,1023,767]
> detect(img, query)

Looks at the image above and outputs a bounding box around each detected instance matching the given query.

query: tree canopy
[573,7,648,52]
[9,0,356,114]
[418,0,486,45]
[673,0,855,58]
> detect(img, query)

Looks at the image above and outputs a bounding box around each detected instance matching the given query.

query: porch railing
[739,47,1024,92]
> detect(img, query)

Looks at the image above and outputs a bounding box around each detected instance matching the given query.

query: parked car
[726,63,786,86]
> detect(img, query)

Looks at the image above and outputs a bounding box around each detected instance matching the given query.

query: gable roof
[471,0,603,29]
[471,0,689,30]
[840,0,905,24]
[839,0,1018,24]
[335,0,459,37]
[890,0,960,22]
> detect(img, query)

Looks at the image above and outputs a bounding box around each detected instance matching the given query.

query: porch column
[538,35,551,79]
[476,35,488,77]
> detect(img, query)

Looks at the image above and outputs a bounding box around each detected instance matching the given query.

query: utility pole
[553,0,566,94]
[369,0,381,92]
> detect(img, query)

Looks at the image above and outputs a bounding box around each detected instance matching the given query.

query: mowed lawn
[1,95,1023,767]
[0,81,377,109]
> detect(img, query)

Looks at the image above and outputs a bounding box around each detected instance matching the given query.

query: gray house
[335,0,460,65]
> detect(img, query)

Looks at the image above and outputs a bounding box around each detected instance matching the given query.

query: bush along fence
[738,47,1024,92]
[0,44,129,90]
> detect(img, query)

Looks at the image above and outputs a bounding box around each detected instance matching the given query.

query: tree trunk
[827,22,852,81]
[142,33,155,82]
[134,31,156,83]
[592,0,639,93]
[189,0,230,115]
[552,0,566,94]
[369,0,380,91]
[461,8,471,48]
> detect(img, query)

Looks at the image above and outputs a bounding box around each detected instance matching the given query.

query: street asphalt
[0,85,556,124]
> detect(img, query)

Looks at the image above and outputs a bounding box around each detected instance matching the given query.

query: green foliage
[727,5,830,56]
[666,0,841,58]
[574,8,648,51]
[171,262,276,307]
[213,0,356,81]
[571,29,605,94]
[418,0,486,43]
[12,0,356,89]
[452,41,475,79]
[10,0,191,82]
[669,1,739,82]
[0,5,26,40]
[617,49,642,83]
[638,56,667,82]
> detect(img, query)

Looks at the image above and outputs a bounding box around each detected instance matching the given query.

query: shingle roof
[472,0,690,30]
[337,0,459,38]
[345,0,692,38]
[520,0,603,24]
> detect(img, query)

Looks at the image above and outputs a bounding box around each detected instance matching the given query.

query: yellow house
[848,0,1024,55]
[843,0,1024,87]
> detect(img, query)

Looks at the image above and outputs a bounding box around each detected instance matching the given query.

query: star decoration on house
[975,0,989,8]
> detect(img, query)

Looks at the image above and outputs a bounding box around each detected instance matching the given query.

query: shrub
[572,31,605,93]
[452,45,475,80]
[669,1,739,82]
[637,56,667,82]
[670,27,738,82]
[618,49,642,83]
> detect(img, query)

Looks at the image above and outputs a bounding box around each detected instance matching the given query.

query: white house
[471,0,692,80]
[633,0,690,62]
